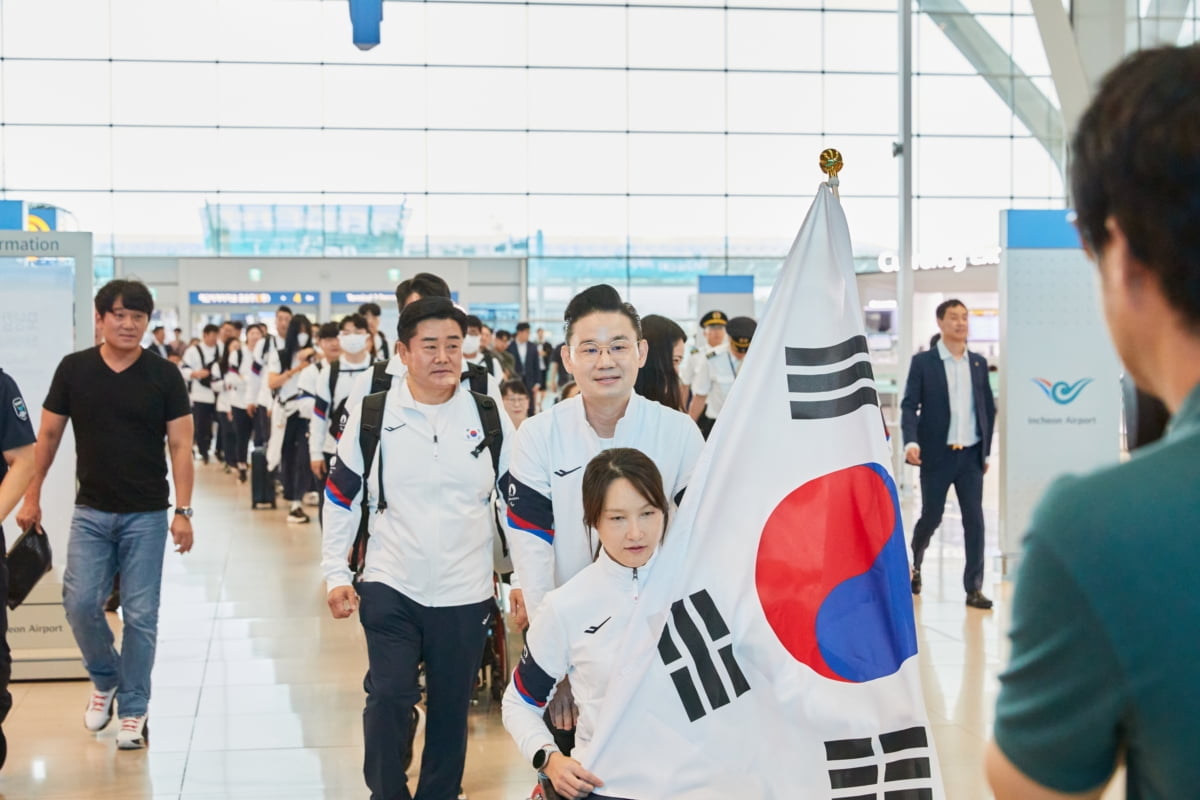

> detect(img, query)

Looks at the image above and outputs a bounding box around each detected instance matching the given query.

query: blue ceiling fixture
[349,0,383,50]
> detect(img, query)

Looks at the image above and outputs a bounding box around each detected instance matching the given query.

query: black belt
[948,443,980,451]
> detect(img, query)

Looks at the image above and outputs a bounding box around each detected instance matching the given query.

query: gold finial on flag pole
[820,149,843,197]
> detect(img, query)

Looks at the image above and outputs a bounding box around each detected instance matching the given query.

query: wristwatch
[532,744,557,771]
[174,506,194,519]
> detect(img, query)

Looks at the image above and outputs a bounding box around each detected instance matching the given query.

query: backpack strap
[349,388,389,578]
[469,391,508,557]
[464,361,490,397]
[328,361,341,402]
[370,360,391,395]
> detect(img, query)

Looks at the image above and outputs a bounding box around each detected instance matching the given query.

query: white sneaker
[302,491,320,507]
[286,507,310,524]
[84,687,117,731]
[116,715,149,750]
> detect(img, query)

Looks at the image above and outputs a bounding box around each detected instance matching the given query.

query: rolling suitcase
[250,450,276,509]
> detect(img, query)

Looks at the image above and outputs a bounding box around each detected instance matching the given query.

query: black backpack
[347,385,505,579]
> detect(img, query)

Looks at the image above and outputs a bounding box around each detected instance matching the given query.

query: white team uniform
[181,343,222,404]
[502,547,660,779]
[307,355,372,462]
[320,380,515,603]
[502,392,704,622]
[344,354,504,418]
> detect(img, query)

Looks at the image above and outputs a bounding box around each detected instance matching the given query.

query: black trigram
[785,335,880,420]
[657,590,750,722]
[824,725,933,799]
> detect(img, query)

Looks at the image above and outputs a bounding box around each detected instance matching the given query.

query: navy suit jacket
[507,339,542,390]
[900,347,996,469]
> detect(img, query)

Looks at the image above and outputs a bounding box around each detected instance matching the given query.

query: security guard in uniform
[687,316,756,439]
[679,310,728,391]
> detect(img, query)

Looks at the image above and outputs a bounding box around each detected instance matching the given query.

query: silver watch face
[176,507,193,518]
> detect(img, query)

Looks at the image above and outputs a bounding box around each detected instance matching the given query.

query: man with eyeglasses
[688,315,756,440]
[502,284,704,759]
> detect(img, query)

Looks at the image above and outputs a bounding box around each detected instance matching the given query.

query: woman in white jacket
[503,447,670,800]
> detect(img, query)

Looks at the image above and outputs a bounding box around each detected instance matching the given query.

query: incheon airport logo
[1032,377,1093,405]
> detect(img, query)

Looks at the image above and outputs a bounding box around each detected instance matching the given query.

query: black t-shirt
[0,368,37,487]
[44,347,191,513]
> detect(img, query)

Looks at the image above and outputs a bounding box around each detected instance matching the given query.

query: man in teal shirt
[987,45,1200,799]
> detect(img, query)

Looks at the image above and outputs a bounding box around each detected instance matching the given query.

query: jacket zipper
[632,566,639,601]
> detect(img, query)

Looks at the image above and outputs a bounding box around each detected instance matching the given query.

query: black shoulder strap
[328,361,341,403]
[464,361,490,397]
[469,390,508,557]
[370,361,391,395]
[349,388,389,579]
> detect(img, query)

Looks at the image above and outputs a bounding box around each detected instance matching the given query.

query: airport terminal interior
[2,0,1198,798]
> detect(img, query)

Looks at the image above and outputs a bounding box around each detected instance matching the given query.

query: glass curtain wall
[0,0,1064,324]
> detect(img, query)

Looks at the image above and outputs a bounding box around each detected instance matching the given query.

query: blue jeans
[62,506,168,718]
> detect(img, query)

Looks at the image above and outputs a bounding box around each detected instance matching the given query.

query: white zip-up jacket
[308,355,372,461]
[502,393,703,623]
[502,547,659,781]
[320,378,515,606]
[181,343,222,404]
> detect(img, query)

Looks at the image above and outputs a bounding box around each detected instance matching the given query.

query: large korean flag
[585,184,944,800]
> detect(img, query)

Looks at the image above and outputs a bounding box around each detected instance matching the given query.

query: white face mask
[339,332,369,354]
[297,333,310,347]
[462,334,482,354]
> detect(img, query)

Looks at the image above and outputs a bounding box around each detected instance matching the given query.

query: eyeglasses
[570,341,637,362]
[503,395,528,406]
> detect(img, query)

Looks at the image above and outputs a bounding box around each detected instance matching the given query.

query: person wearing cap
[687,316,756,439]
[679,310,728,392]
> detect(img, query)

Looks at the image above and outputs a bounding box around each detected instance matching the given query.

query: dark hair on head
[340,313,369,332]
[501,378,530,398]
[935,299,967,320]
[358,302,382,317]
[203,324,220,335]
[516,322,531,333]
[564,284,642,343]
[558,380,578,401]
[581,448,670,560]
[318,321,340,341]
[1072,45,1200,328]
[231,320,244,331]
[153,324,164,332]
[396,296,466,346]
[634,314,687,411]
[277,305,293,316]
[395,272,451,309]
[94,279,154,317]
[495,329,511,340]
[465,314,483,330]
[280,314,313,370]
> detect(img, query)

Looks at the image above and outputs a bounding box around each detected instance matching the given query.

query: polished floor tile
[2,462,1127,799]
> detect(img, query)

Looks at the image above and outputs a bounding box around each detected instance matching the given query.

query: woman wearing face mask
[503,284,704,756]
[267,314,316,523]
[307,314,374,488]
[503,447,670,800]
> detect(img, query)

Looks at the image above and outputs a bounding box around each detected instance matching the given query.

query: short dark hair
[318,321,340,340]
[465,314,483,330]
[202,324,220,335]
[495,329,511,340]
[564,284,642,343]
[94,279,154,317]
[500,378,530,398]
[340,313,369,332]
[277,305,293,315]
[396,296,466,345]
[936,299,966,320]
[581,448,670,559]
[1072,45,1200,327]
[395,272,451,309]
[358,302,382,317]
[231,320,244,331]
[515,322,531,333]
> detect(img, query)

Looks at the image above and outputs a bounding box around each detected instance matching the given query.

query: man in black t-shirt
[0,367,37,771]
[16,279,194,752]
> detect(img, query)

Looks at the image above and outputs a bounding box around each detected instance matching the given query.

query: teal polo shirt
[994,383,1200,798]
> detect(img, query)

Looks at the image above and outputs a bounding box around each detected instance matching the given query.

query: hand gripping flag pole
[584,154,946,800]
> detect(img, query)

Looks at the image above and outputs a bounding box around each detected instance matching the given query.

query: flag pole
[820,148,843,198]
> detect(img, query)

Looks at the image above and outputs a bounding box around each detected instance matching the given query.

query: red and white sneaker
[84,687,117,732]
[116,715,149,750]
